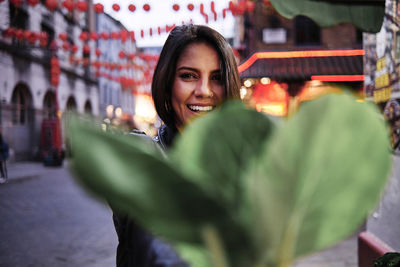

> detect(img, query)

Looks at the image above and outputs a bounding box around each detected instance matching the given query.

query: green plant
[68,93,392,267]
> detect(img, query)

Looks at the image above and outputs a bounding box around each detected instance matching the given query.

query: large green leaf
[246,94,392,266]
[171,101,277,266]
[68,117,228,244]
[270,0,384,33]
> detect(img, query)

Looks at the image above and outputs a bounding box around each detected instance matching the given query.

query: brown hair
[151,24,241,130]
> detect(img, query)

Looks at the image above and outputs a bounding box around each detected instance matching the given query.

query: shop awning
[239,49,364,81]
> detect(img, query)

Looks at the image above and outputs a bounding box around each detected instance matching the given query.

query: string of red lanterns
[10,0,256,17]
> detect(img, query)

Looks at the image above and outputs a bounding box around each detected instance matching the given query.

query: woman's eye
[211,73,222,81]
[179,73,196,79]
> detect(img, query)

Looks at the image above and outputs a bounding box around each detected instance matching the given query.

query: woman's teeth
[187,105,214,112]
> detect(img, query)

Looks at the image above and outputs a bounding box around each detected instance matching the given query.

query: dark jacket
[113,125,188,267]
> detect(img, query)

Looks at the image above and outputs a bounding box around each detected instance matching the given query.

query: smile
[187,105,214,112]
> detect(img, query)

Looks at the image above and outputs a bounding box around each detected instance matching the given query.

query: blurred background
[0,0,399,266]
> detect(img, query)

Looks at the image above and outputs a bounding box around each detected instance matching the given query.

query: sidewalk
[3,160,67,183]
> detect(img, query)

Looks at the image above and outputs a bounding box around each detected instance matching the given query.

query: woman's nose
[194,79,213,97]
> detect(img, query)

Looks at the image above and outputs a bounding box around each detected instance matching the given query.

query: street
[0,162,117,267]
[0,161,358,267]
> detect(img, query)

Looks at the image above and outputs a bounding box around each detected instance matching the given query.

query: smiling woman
[112,24,241,267]
[172,42,226,129]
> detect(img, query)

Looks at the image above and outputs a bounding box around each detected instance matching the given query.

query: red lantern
[3,28,16,38]
[149,28,153,36]
[10,0,23,6]
[39,32,48,47]
[172,4,179,11]
[100,32,109,40]
[49,40,58,51]
[62,0,74,11]
[157,26,161,35]
[120,30,128,43]
[15,29,24,40]
[119,51,125,59]
[128,53,135,60]
[128,4,136,12]
[140,29,144,38]
[71,44,78,53]
[95,48,102,57]
[50,57,60,87]
[27,31,37,45]
[143,4,150,11]
[246,0,255,12]
[76,1,88,12]
[111,32,120,40]
[83,44,90,54]
[27,0,40,7]
[187,3,194,11]
[58,32,68,42]
[112,3,120,11]
[130,31,135,42]
[46,0,59,11]
[79,31,88,42]
[90,32,98,41]
[94,3,104,13]
[62,42,70,51]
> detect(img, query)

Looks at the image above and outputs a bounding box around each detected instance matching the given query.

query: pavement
[1,160,359,266]
[1,160,68,183]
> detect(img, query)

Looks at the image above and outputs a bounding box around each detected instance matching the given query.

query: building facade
[0,0,99,161]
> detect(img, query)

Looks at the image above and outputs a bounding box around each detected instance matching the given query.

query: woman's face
[172,42,225,129]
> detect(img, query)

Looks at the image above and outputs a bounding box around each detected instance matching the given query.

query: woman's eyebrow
[176,66,198,72]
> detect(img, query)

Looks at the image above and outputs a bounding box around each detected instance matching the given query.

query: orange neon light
[238,49,364,73]
[311,75,364,82]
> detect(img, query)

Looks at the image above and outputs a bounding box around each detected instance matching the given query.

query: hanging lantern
[76,1,88,12]
[3,28,16,38]
[128,4,136,12]
[187,3,194,11]
[143,4,150,11]
[149,28,153,36]
[62,41,70,51]
[246,0,255,12]
[79,31,88,42]
[157,26,161,35]
[10,0,23,6]
[71,44,78,53]
[46,0,59,11]
[15,29,24,41]
[94,3,104,13]
[90,32,98,41]
[58,32,68,42]
[39,32,49,47]
[140,29,144,38]
[112,3,120,11]
[95,48,102,57]
[172,4,179,11]
[111,32,120,40]
[120,30,128,43]
[27,0,40,7]
[100,32,109,40]
[62,0,74,11]
[130,31,135,42]
[128,53,135,60]
[119,51,125,59]
[49,40,58,51]
[50,57,60,87]
[83,44,90,54]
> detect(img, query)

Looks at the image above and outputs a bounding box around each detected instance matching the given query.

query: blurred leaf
[270,0,384,33]
[171,101,277,266]
[68,117,228,244]
[374,252,400,267]
[246,94,392,266]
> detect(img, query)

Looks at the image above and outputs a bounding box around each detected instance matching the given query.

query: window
[9,3,28,29]
[11,86,30,125]
[294,16,321,46]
